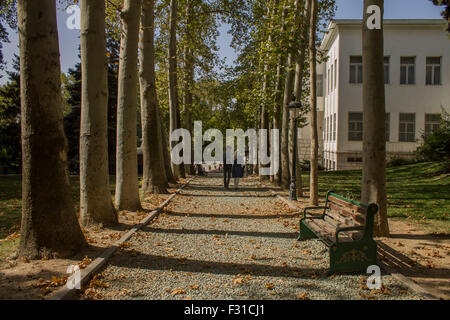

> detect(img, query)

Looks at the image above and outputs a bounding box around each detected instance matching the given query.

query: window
[426,57,441,85]
[348,112,363,141]
[333,113,336,141]
[385,113,390,142]
[334,59,337,89]
[325,116,329,141]
[400,57,415,85]
[347,157,363,163]
[425,114,441,135]
[327,68,330,94]
[399,113,416,142]
[384,57,390,84]
[317,74,324,97]
[349,56,363,84]
[327,116,331,141]
[331,64,334,91]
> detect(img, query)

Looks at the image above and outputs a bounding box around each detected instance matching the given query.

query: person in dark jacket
[232,151,245,189]
[223,146,232,189]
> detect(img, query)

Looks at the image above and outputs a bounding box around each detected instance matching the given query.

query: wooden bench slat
[328,203,366,224]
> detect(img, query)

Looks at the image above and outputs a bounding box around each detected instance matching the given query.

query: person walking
[232,151,245,190]
[223,146,232,189]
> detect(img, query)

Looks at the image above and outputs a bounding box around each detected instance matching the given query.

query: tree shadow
[164,210,301,220]
[141,226,298,240]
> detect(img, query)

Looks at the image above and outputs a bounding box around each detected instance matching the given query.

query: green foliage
[0,54,20,173]
[416,108,450,172]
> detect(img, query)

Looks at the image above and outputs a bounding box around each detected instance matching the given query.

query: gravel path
[88,175,425,300]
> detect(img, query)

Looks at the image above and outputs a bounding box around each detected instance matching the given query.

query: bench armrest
[303,206,329,219]
[335,226,365,244]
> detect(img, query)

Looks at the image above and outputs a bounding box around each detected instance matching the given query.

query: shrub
[416,108,450,173]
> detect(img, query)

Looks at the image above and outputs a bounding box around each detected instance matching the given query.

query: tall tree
[79,0,117,226]
[280,0,298,189]
[115,0,141,211]
[140,0,169,194]
[168,0,181,180]
[308,0,319,205]
[293,0,311,198]
[362,0,389,236]
[17,0,86,258]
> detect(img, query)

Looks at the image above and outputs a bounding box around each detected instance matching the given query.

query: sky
[0,0,444,83]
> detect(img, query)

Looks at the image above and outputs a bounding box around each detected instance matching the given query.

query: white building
[299,19,450,170]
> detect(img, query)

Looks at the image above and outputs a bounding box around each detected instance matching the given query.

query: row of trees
[10,0,443,256]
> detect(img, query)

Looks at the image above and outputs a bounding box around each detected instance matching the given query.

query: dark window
[334,59,337,89]
[386,113,390,142]
[317,74,324,97]
[426,57,441,85]
[399,113,416,142]
[350,56,363,84]
[384,56,390,84]
[348,112,363,141]
[347,157,363,163]
[400,57,415,85]
[425,114,441,135]
[333,113,336,141]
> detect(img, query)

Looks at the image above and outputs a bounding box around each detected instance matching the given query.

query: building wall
[330,22,449,170]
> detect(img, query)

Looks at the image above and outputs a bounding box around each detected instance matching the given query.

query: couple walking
[223,147,245,190]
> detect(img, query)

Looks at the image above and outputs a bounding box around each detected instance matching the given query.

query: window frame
[399,113,416,142]
[400,56,416,85]
[349,56,363,84]
[426,57,441,86]
[348,112,363,141]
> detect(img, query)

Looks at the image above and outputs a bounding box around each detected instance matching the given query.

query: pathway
[84,175,425,300]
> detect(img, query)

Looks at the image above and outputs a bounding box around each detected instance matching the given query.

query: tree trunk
[79,0,117,226]
[115,0,141,211]
[272,1,288,185]
[362,0,389,237]
[183,37,195,175]
[140,0,168,194]
[168,0,181,180]
[309,0,319,206]
[293,0,311,198]
[160,109,177,184]
[281,1,298,189]
[18,0,86,258]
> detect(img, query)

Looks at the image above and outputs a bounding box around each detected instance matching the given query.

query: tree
[293,0,311,198]
[280,1,296,189]
[361,0,389,236]
[115,0,141,210]
[308,0,319,206]
[168,0,181,180]
[79,0,117,226]
[140,0,169,194]
[430,0,450,32]
[17,0,86,258]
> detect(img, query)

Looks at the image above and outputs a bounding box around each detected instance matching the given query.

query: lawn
[304,161,449,222]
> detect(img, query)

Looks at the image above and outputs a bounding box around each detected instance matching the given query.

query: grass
[0,176,117,259]
[300,162,449,232]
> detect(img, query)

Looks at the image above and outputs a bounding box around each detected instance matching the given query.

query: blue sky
[0,0,444,83]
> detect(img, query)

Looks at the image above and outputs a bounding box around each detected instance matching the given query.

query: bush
[387,156,418,168]
[416,108,450,173]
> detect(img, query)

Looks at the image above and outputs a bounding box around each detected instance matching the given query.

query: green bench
[298,191,379,274]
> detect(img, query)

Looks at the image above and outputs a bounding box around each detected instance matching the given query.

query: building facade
[299,19,450,170]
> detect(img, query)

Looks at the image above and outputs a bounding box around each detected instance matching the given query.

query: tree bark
[168,0,181,180]
[79,0,117,226]
[293,0,311,198]
[362,0,389,236]
[115,0,141,211]
[281,1,298,189]
[160,111,176,183]
[140,0,168,194]
[309,0,319,205]
[18,0,86,258]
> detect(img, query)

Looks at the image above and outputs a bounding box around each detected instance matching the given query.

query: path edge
[263,181,440,301]
[47,178,194,300]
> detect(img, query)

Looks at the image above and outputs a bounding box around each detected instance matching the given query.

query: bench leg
[329,240,378,274]
[298,219,318,241]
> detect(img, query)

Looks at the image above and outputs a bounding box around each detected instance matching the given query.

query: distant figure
[223,146,233,189]
[232,151,245,190]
